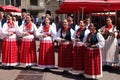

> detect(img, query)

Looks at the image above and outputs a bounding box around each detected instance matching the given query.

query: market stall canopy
[105,0,120,11]
[56,0,106,14]
[0,5,21,12]
[56,0,120,14]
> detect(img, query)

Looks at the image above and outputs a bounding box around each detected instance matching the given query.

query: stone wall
[20,0,45,17]
[0,0,5,5]
[45,0,59,18]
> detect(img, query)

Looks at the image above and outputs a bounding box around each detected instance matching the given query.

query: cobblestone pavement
[14,67,120,80]
[15,70,43,80]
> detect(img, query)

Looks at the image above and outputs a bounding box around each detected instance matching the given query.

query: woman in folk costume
[72,20,90,74]
[98,17,119,68]
[2,14,19,69]
[56,19,74,73]
[84,23,105,79]
[19,14,37,69]
[36,17,56,71]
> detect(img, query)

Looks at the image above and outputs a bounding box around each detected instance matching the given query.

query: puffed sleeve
[17,24,24,37]
[72,29,77,42]
[2,23,9,36]
[75,25,80,31]
[70,28,75,41]
[98,26,105,33]
[56,28,61,42]
[35,25,43,38]
[113,26,118,37]
[83,29,90,43]
[32,23,37,35]
[96,32,105,48]
[0,27,7,39]
[14,23,21,36]
[52,23,57,33]
[50,25,56,41]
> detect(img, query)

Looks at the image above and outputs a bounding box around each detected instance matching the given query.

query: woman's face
[12,16,16,21]
[106,18,112,25]
[62,19,68,28]
[7,15,12,21]
[85,18,91,24]
[89,24,95,31]
[79,20,85,27]
[0,12,4,19]
[26,15,31,22]
[45,17,50,25]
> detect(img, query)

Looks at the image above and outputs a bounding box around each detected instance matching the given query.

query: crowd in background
[0,8,120,80]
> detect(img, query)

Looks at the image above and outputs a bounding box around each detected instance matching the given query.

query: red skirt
[73,45,86,72]
[84,48,102,79]
[2,38,18,66]
[20,39,37,66]
[38,40,55,66]
[58,42,73,68]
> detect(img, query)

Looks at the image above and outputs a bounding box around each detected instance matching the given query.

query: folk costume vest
[60,27,71,41]
[76,28,86,42]
[87,32,98,45]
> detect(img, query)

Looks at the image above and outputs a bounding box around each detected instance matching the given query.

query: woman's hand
[24,32,30,36]
[110,32,115,37]
[61,38,66,42]
[75,38,80,42]
[85,43,91,47]
[91,45,98,48]
[42,34,48,37]
[9,32,14,36]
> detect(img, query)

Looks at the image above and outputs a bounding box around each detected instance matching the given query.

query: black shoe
[103,65,113,71]
[87,78,98,80]
[9,66,14,69]
[3,66,9,70]
[4,66,14,70]
[25,66,31,70]
[78,74,84,78]
[62,70,69,74]
[42,68,51,72]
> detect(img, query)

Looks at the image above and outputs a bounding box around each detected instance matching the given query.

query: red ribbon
[43,25,50,32]
[62,26,70,34]
[7,21,14,28]
[25,22,32,30]
[105,24,112,31]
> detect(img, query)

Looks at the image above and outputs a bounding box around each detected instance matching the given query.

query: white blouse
[2,22,19,39]
[18,23,37,39]
[36,25,56,41]
[56,28,75,42]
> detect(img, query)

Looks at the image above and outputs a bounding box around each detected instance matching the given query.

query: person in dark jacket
[18,8,27,26]
[67,14,76,31]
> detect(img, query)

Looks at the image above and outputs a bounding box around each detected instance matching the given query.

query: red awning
[56,0,120,14]
[106,0,120,3]
[0,5,21,12]
[63,0,105,3]
[56,0,106,14]
[105,0,120,11]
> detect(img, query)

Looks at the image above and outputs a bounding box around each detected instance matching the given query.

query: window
[30,0,38,5]
[5,0,10,5]
[5,0,21,7]
[11,0,14,6]
[16,0,21,7]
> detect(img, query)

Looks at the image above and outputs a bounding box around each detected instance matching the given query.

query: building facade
[45,0,60,18]
[20,0,46,17]
[0,0,5,5]
[0,0,60,18]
